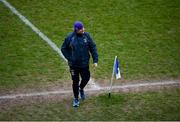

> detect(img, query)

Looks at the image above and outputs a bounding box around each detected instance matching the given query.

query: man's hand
[93,63,98,67]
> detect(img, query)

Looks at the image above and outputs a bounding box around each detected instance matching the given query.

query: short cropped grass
[0,88,180,121]
[0,0,180,88]
[0,2,69,89]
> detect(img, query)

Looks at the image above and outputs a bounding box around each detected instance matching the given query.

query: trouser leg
[79,66,90,90]
[70,66,79,99]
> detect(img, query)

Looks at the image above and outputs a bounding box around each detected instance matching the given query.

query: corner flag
[114,57,121,79]
[109,56,121,98]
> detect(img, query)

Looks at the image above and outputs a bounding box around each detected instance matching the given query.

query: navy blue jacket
[61,32,98,67]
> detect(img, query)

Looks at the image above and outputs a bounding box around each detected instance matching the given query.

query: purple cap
[74,21,84,31]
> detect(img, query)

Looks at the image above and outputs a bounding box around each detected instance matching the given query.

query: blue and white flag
[109,56,121,97]
[114,56,121,79]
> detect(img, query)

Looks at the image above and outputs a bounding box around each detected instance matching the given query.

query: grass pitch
[0,0,180,88]
[0,88,180,121]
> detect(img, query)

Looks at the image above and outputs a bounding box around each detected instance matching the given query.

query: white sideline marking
[99,81,180,90]
[0,81,179,100]
[0,0,67,62]
[0,0,100,89]
[0,90,72,99]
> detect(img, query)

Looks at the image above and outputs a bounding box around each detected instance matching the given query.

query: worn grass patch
[0,88,180,121]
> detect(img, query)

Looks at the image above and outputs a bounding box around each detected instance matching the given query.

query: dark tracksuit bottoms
[70,66,90,99]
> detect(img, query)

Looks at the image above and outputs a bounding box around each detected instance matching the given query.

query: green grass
[0,2,69,89]
[0,0,180,88]
[0,88,180,121]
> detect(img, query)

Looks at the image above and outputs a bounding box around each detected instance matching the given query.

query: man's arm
[61,37,71,61]
[86,33,98,64]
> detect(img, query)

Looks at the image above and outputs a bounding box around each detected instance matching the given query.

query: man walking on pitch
[61,21,98,107]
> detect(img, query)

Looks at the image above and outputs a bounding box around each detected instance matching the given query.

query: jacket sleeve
[86,33,98,63]
[61,37,71,61]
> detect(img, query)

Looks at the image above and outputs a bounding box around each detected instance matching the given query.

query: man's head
[74,21,85,34]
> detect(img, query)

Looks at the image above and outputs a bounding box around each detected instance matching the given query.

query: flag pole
[108,56,117,98]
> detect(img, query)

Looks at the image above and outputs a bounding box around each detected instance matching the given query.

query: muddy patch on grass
[0,79,179,111]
